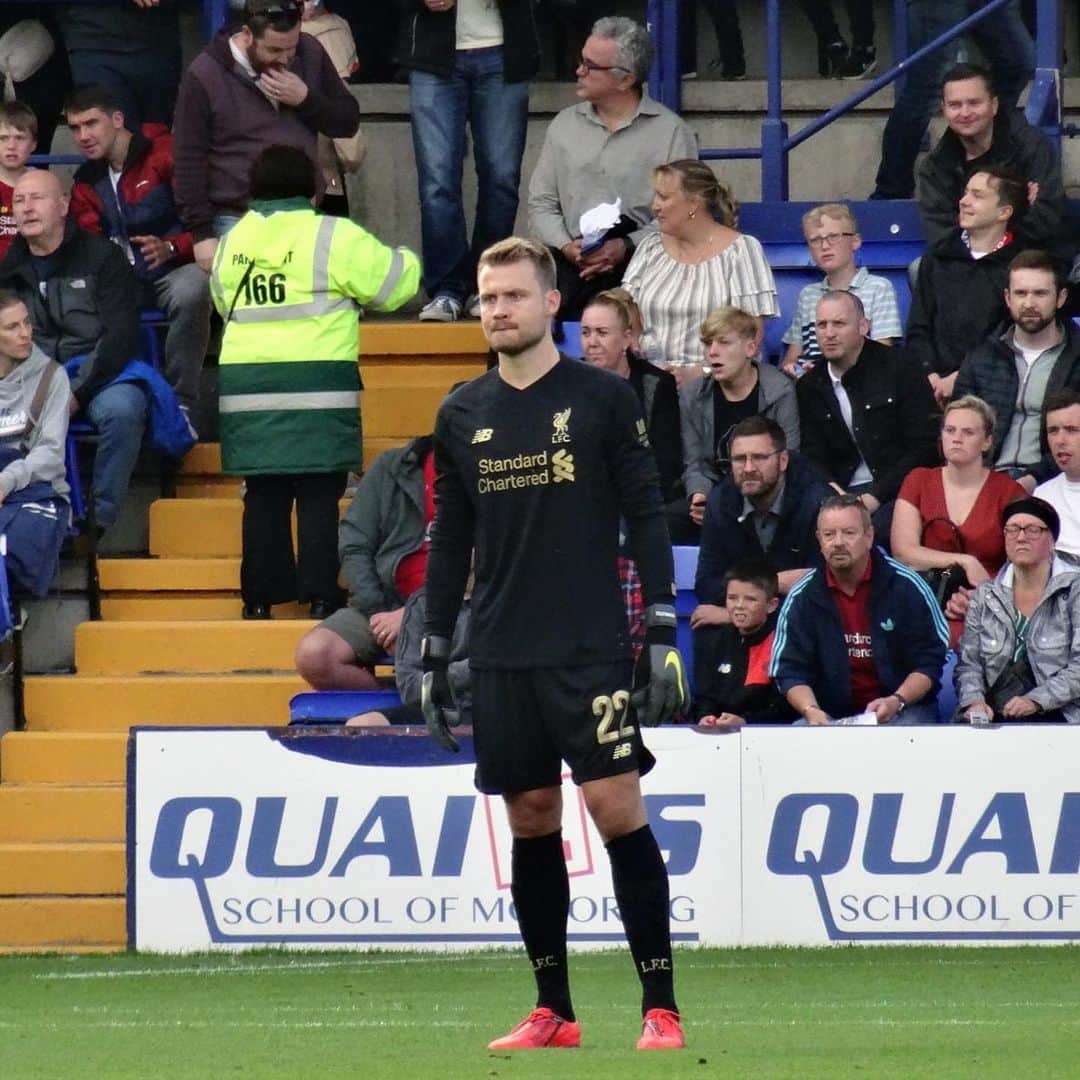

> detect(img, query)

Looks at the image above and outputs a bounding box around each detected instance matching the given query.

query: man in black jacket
[797,291,940,540]
[907,166,1026,404]
[918,63,1068,254]
[397,0,539,321]
[691,416,829,692]
[1,170,145,531]
[954,249,1080,491]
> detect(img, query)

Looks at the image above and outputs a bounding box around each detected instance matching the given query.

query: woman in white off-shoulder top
[623,158,778,389]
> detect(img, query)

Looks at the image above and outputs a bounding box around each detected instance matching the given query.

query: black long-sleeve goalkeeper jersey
[424,356,675,670]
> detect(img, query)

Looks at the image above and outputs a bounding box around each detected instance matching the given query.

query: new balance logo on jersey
[472,428,493,444]
[612,742,632,761]
[552,449,575,483]
[552,407,572,444]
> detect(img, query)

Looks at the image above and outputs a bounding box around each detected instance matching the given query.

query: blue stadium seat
[672,544,699,695]
[558,320,583,358]
[289,689,404,725]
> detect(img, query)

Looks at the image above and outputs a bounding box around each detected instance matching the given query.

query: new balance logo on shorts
[613,742,632,760]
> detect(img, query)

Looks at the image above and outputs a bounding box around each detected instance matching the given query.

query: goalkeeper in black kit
[420,237,689,1052]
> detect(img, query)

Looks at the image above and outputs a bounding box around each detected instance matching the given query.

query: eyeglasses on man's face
[577,55,628,74]
[1003,523,1050,538]
[730,450,781,468]
[807,232,856,248]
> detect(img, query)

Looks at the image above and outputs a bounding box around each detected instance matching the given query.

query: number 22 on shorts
[593,690,634,745]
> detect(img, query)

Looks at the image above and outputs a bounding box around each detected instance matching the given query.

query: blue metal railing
[646,0,1062,202]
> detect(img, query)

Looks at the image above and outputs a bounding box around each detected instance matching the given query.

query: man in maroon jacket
[66,85,209,419]
[172,0,361,271]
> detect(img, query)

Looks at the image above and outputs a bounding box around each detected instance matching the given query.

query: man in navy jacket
[771,494,949,725]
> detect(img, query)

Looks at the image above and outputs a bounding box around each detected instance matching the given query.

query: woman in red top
[892,395,1025,644]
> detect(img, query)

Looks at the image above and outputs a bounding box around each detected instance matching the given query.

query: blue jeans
[85,382,148,529]
[873,0,1034,198]
[409,46,529,303]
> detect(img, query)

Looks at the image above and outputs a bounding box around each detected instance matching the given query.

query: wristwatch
[891,691,908,713]
[165,240,177,258]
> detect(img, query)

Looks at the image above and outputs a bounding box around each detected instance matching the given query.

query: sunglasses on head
[246,0,302,28]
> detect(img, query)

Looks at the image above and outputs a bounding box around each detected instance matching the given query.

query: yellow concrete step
[176,476,242,498]
[0,898,125,947]
[0,732,128,784]
[25,674,305,730]
[0,785,124,842]
[75,619,314,674]
[100,557,240,591]
[179,442,222,474]
[149,498,352,557]
[100,596,317,620]
[0,944,123,954]
[360,321,487,356]
[149,498,242,556]
[0,842,125,894]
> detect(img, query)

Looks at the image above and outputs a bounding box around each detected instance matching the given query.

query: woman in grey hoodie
[0,290,70,603]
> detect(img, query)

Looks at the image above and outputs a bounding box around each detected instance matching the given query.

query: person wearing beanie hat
[955,495,1080,724]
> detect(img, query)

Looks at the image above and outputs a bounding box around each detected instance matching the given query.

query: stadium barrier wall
[129,725,1080,951]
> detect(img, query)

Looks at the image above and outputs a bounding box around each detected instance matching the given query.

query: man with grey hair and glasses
[528,16,697,320]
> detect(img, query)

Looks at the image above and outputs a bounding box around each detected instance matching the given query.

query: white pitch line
[34,955,520,981]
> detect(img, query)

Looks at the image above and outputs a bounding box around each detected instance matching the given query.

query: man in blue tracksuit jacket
[770,494,949,725]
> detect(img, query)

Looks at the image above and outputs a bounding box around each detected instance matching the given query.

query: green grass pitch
[1,946,1078,1078]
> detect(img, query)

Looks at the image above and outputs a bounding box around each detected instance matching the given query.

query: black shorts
[470,661,656,795]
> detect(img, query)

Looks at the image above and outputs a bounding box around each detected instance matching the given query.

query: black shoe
[818,39,848,77]
[242,602,272,620]
[708,57,746,81]
[309,599,337,620]
[838,46,877,80]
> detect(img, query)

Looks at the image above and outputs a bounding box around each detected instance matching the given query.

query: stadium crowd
[0,2,1076,732]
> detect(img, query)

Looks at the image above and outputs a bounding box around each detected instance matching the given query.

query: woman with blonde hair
[622,159,777,388]
[892,394,1025,644]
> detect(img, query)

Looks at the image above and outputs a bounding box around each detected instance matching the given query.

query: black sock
[510,830,574,1021]
[607,824,677,1015]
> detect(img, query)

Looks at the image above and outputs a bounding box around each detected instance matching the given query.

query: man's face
[1005,267,1064,335]
[817,506,873,573]
[12,171,67,242]
[804,213,860,274]
[0,301,32,363]
[730,433,786,500]
[581,303,632,373]
[65,107,124,161]
[814,296,868,366]
[244,25,300,72]
[1045,404,1080,478]
[958,171,1009,232]
[725,579,777,635]
[0,124,35,172]
[704,330,756,386]
[942,76,998,141]
[477,259,558,357]
[576,34,633,101]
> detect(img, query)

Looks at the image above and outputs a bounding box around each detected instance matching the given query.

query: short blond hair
[584,289,634,332]
[944,394,997,462]
[700,305,758,343]
[477,236,557,293]
[802,203,859,234]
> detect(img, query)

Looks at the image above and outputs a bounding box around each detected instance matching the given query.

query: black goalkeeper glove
[420,634,460,752]
[631,603,689,727]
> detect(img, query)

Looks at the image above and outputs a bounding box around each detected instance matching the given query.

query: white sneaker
[419,296,462,322]
[465,293,481,319]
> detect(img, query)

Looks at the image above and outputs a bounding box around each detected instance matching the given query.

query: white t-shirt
[108,167,135,265]
[828,362,873,486]
[456,0,503,50]
[1034,473,1080,556]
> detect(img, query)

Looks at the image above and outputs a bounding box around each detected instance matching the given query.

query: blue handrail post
[760,0,788,201]
[647,0,681,112]
[204,0,230,39]
[1025,0,1062,141]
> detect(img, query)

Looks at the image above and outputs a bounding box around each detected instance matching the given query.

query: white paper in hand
[579,197,622,255]
[831,711,879,726]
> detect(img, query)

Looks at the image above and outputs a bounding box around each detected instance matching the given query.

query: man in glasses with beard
[173,0,361,271]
